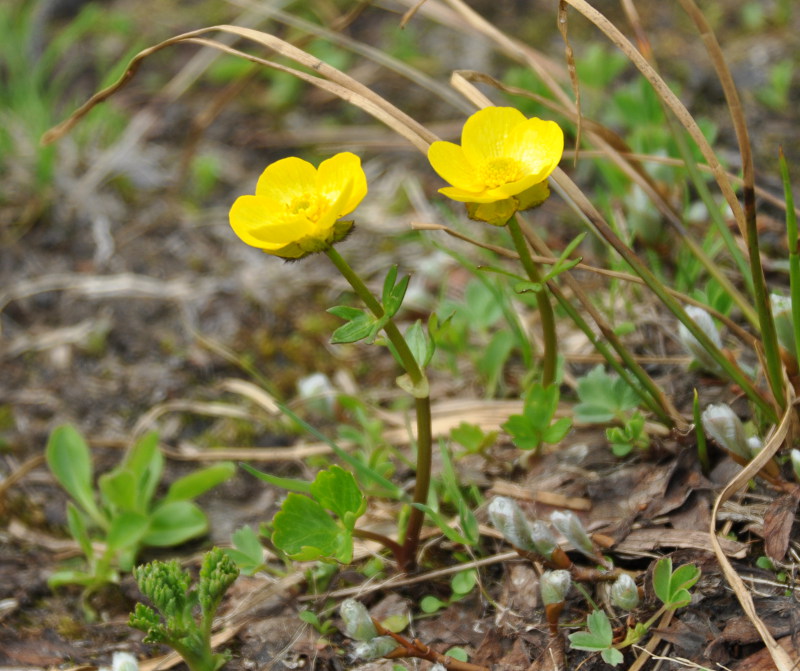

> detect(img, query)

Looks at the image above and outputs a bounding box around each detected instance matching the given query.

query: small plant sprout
[605,411,649,457]
[487,497,571,568]
[45,424,235,610]
[568,610,623,666]
[678,305,726,376]
[540,569,572,635]
[700,403,751,460]
[770,294,796,360]
[339,599,488,671]
[610,573,640,611]
[550,510,602,564]
[129,548,239,671]
[501,383,572,453]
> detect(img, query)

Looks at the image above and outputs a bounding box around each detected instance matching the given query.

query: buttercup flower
[229,152,367,259]
[428,107,564,225]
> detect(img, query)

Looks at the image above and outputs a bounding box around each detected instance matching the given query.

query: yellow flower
[229,152,367,259]
[428,107,564,225]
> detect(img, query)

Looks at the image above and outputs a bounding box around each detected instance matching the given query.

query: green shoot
[129,548,239,671]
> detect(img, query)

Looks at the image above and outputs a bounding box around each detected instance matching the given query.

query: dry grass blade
[557,1,582,160]
[709,395,797,671]
[558,0,745,239]
[43,25,438,153]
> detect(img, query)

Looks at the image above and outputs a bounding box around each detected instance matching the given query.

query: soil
[2,1,800,670]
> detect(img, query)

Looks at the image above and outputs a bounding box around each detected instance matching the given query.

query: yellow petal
[255,156,317,202]
[317,152,367,216]
[312,177,354,238]
[491,173,539,199]
[438,186,496,203]
[428,141,483,192]
[505,118,564,182]
[461,107,527,165]
[230,196,314,249]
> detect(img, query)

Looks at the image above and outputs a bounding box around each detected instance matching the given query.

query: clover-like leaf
[653,557,701,609]
[575,366,640,423]
[568,609,623,666]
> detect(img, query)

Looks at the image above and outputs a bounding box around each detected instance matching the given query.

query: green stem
[507,216,558,387]
[779,150,800,369]
[325,247,432,570]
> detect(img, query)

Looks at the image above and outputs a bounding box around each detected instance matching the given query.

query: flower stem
[325,247,432,570]
[507,216,558,387]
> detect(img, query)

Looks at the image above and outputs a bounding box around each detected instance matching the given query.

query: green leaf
[652,557,701,609]
[99,468,137,512]
[445,648,469,663]
[122,431,162,507]
[383,272,410,318]
[272,493,351,563]
[309,465,367,529]
[330,312,377,344]
[404,320,429,369]
[575,366,640,423]
[45,424,104,527]
[48,569,107,589]
[451,569,477,596]
[381,265,399,305]
[143,500,208,546]
[568,610,622,665]
[225,525,265,575]
[513,280,543,294]
[106,511,149,552]
[542,416,572,443]
[240,463,312,494]
[163,461,235,503]
[420,595,446,613]
[66,502,94,561]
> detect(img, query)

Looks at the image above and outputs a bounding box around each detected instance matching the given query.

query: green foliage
[575,366,640,424]
[46,425,235,600]
[502,383,572,452]
[652,557,701,609]
[413,442,480,547]
[449,422,498,456]
[270,465,367,563]
[568,610,623,666]
[329,266,409,344]
[605,411,649,457]
[224,525,266,576]
[755,59,794,111]
[421,569,478,614]
[129,548,239,671]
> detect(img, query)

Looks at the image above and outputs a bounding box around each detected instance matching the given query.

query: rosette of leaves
[46,424,235,602]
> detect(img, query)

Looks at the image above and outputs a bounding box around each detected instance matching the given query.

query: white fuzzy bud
[610,573,640,611]
[488,497,534,550]
[770,294,796,358]
[529,520,559,559]
[678,306,724,375]
[540,570,572,606]
[351,637,398,660]
[701,403,750,460]
[340,599,377,641]
[551,510,595,559]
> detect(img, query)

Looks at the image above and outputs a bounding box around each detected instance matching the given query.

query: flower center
[479,157,525,189]
[287,192,329,221]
